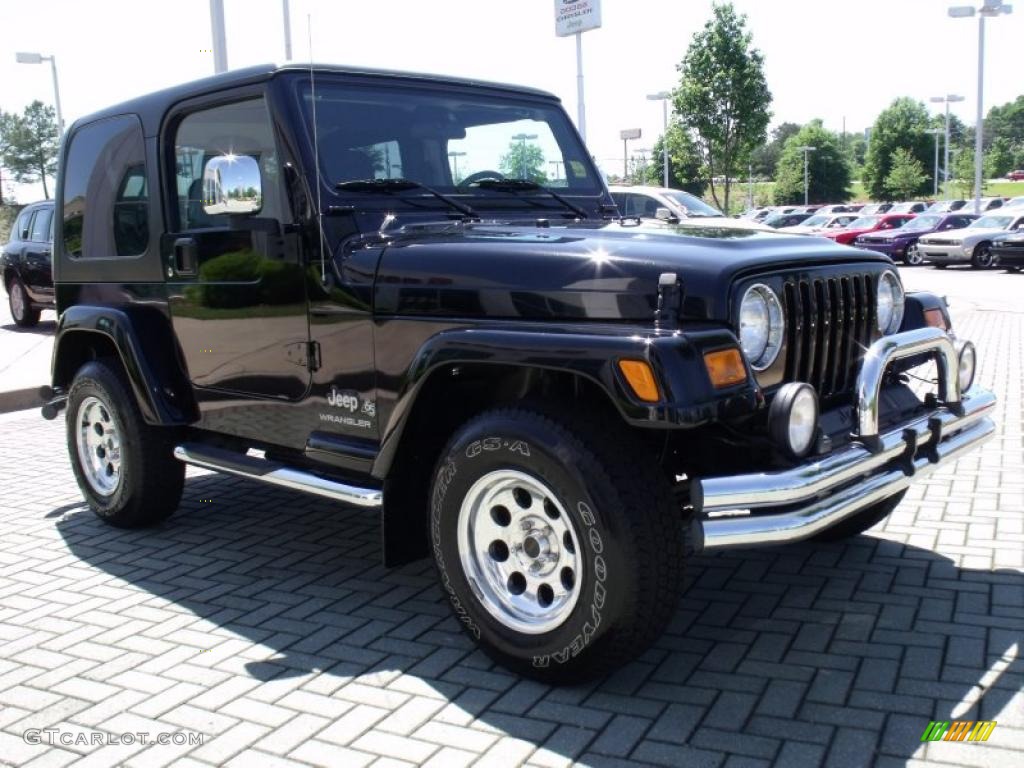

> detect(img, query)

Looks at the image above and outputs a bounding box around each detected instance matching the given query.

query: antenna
[308,14,326,283]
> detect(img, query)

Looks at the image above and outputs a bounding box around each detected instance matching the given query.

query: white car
[1002,195,1024,209]
[608,186,774,231]
[916,211,1024,268]
[777,212,860,235]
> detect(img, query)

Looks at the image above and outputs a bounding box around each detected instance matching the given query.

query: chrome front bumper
[693,327,996,550]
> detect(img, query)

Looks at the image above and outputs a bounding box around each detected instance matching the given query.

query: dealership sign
[554,0,602,37]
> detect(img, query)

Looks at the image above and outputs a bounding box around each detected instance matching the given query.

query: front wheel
[430,407,685,683]
[971,242,994,269]
[66,360,184,528]
[903,244,924,266]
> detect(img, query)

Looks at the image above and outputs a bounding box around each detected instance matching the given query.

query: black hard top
[69,63,561,137]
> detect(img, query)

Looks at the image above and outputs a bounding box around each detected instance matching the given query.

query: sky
[1,0,1020,202]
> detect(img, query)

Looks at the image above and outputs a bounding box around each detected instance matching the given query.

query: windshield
[900,215,941,231]
[800,215,830,228]
[972,215,1013,229]
[663,190,723,217]
[297,81,600,200]
[846,215,880,229]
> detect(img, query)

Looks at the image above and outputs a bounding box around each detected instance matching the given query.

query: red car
[1006,169,1024,181]
[820,213,916,245]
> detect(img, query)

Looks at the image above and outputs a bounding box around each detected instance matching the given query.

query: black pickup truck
[45,64,995,682]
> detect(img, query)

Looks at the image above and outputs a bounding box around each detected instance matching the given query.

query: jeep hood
[373,221,892,322]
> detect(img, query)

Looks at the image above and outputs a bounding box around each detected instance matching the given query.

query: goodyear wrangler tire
[66,360,184,528]
[430,406,685,683]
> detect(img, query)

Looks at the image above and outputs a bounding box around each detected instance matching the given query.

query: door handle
[173,237,197,275]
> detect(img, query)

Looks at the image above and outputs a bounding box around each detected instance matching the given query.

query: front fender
[52,305,197,425]
[372,323,762,478]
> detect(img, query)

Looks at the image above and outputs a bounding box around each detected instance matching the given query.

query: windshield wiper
[470,179,589,220]
[335,178,478,220]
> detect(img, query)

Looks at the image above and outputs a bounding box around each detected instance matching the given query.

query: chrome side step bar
[174,443,383,508]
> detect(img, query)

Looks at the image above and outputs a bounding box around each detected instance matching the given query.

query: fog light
[956,340,976,393]
[769,382,819,458]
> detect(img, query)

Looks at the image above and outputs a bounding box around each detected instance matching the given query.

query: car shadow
[1,319,56,334]
[54,472,1021,766]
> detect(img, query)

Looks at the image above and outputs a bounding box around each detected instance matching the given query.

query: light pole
[796,146,816,205]
[209,0,228,73]
[948,0,1013,213]
[926,128,943,196]
[282,0,292,60]
[646,91,671,187]
[548,160,564,181]
[15,52,64,138]
[930,94,965,198]
[448,151,466,182]
[511,133,537,180]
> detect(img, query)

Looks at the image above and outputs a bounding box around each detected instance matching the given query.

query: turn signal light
[924,308,948,330]
[618,360,661,402]
[704,349,747,388]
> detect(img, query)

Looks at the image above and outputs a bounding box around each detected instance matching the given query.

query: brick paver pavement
[0,267,1021,767]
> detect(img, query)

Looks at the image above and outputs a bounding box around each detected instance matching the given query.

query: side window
[638,196,661,218]
[14,209,32,240]
[113,166,149,256]
[30,208,52,242]
[174,98,281,231]
[61,114,147,259]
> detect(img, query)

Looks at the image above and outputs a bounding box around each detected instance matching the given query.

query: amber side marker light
[618,360,661,402]
[924,308,948,330]
[704,349,747,388]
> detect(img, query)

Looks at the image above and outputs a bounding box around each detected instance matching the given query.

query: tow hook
[39,386,67,421]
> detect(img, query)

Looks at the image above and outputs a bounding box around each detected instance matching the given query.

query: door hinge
[286,341,321,372]
[307,341,321,372]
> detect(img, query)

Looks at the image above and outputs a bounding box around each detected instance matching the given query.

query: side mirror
[655,207,678,223]
[202,154,262,215]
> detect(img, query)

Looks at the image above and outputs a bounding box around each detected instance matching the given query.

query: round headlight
[739,284,785,370]
[876,271,905,335]
[769,382,820,458]
[957,340,976,393]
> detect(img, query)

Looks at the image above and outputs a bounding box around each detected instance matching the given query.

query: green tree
[863,98,934,200]
[644,120,706,195]
[885,148,928,200]
[985,95,1024,147]
[950,147,988,198]
[986,137,1015,177]
[0,101,59,199]
[672,2,772,214]
[499,140,547,183]
[772,121,851,205]
[749,122,800,179]
[843,132,868,178]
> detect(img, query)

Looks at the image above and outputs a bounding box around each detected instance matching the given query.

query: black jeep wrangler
[46,64,995,682]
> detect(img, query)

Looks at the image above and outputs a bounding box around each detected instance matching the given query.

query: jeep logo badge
[326,386,359,412]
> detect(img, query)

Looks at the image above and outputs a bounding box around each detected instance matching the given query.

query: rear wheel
[8,276,40,327]
[66,360,184,528]
[971,242,994,269]
[429,406,685,683]
[811,491,906,542]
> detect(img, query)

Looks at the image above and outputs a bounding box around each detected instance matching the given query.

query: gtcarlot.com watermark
[24,729,204,747]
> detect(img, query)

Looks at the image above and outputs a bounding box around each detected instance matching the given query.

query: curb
[0,387,43,415]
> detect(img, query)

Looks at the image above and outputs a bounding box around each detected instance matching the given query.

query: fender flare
[52,304,198,425]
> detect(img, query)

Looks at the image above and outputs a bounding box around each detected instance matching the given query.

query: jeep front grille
[783,274,876,400]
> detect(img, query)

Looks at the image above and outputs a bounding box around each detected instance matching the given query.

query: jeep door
[163,94,311,405]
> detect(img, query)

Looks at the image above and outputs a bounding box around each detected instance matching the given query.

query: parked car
[43,63,994,682]
[960,197,1005,213]
[887,201,929,214]
[609,186,771,231]
[815,204,858,214]
[991,231,1024,270]
[1,200,56,327]
[819,213,916,245]
[763,212,813,228]
[1005,169,1024,181]
[917,211,1024,268]
[854,213,978,265]
[777,212,860,235]
[739,206,773,222]
[1004,196,1024,208]
[925,200,968,213]
[858,203,893,215]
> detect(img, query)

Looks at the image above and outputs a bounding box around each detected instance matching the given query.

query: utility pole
[926,128,942,196]
[209,0,228,73]
[931,94,965,199]
[646,92,671,187]
[511,133,537,180]
[282,0,293,60]
[797,146,816,205]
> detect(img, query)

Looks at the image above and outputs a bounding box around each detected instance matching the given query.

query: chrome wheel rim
[457,469,582,634]
[906,245,923,266]
[75,396,123,496]
[10,282,25,320]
